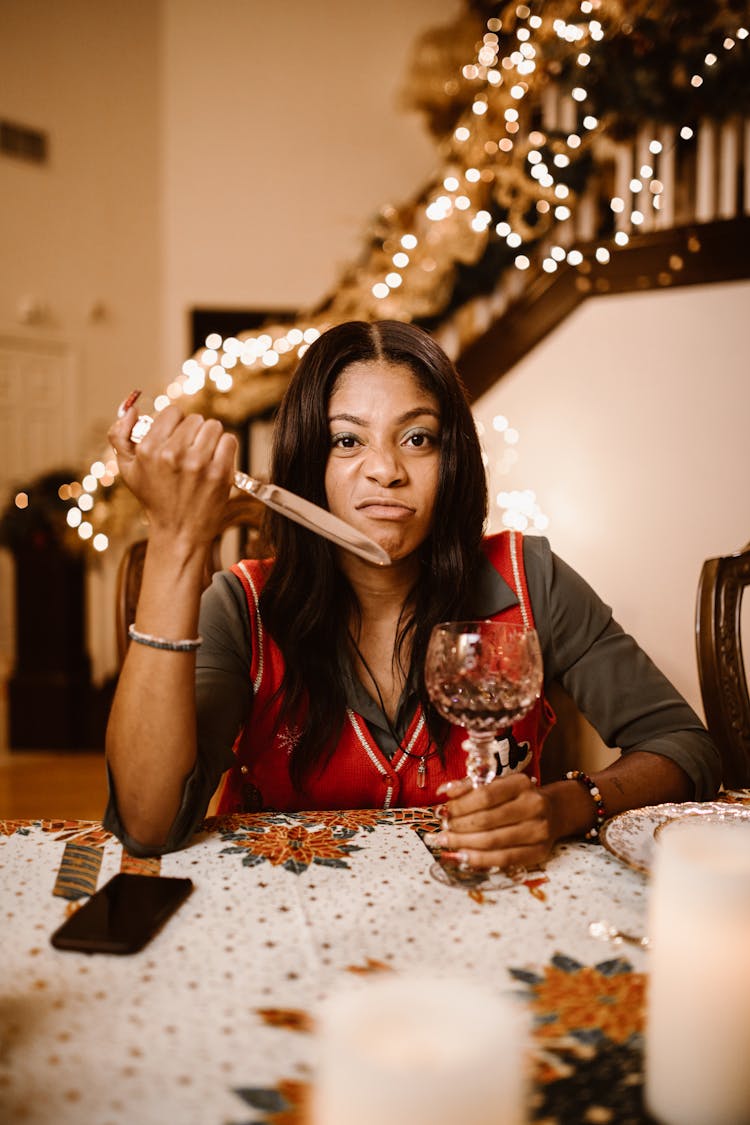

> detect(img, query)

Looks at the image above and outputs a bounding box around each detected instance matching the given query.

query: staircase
[417,91,750,396]
[456,215,750,399]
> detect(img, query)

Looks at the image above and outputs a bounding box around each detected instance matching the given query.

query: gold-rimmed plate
[600,801,750,875]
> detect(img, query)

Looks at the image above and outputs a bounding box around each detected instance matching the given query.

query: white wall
[0,0,162,455]
[0,0,458,450]
[473,279,750,720]
[159,0,459,379]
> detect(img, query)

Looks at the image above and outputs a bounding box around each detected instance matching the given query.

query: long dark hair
[258,320,488,788]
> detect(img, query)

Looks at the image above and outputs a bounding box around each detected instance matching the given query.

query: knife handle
[128,414,260,494]
[127,414,389,566]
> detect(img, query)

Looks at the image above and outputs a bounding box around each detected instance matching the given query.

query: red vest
[215,531,554,814]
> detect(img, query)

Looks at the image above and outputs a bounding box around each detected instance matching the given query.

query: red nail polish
[117,389,142,417]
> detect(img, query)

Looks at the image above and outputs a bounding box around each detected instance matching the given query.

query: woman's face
[324,360,441,565]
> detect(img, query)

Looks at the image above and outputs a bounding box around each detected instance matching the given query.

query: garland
[61,0,750,553]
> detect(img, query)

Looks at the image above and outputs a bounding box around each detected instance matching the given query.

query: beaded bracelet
[128,625,202,652]
[566,769,607,840]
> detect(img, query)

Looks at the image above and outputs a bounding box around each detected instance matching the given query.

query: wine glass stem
[463,732,498,787]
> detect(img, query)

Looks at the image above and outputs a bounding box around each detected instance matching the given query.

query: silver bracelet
[128,625,202,652]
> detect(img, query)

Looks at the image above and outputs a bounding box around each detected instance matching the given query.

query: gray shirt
[104,535,720,853]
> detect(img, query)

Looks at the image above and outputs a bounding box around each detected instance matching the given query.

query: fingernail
[117,389,142,417]
[424,832,448,848]
[440,850,470,868]
[436,779,463,797]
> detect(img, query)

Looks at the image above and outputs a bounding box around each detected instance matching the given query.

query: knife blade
[128,414,391,567]
[232,472,390,566]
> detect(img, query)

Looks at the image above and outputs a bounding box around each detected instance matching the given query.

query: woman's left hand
[430,773,560,870]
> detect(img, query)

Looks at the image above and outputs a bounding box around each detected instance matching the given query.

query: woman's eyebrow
[328,407,440,426]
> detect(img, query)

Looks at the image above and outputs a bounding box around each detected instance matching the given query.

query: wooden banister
[455,216,750,401]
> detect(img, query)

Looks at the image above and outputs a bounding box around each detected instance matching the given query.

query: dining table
[2,792,748,1125]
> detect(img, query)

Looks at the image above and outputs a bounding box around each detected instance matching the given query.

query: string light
[496,489,549,533]
[64,5,746,551]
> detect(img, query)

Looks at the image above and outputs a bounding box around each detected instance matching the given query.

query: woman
[105,320,720,863]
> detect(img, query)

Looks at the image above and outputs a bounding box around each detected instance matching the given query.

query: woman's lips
[355,499,415,520]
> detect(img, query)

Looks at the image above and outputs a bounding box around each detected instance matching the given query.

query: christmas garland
[59,0,750,553]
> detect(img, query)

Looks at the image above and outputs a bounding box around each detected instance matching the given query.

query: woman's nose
[363,444,405,486]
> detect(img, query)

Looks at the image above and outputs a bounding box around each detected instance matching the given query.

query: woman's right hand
[108,394,238,549]
[105,394,239,850]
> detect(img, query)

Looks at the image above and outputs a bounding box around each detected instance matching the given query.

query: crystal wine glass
[424,620,543,889]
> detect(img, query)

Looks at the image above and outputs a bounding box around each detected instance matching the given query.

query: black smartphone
[50,873,194,955]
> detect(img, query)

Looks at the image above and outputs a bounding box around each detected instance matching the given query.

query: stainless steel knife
[129,414,390,567]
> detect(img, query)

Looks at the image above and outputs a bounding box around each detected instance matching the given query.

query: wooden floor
[0,751,109,821]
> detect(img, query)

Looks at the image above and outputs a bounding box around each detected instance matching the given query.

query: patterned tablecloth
[1,800,744,1125]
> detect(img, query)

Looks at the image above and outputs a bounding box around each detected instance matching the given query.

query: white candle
[313,975,528,1125]
[645,819,750,1125]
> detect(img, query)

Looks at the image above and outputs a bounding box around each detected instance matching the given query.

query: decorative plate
[600,801,750,875]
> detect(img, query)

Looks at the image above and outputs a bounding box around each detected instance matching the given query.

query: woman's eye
[403,430,437,449]
[331,433,360,449]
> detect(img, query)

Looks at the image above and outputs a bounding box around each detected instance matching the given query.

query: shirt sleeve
[102,570,253,855]
[522,535,722,800]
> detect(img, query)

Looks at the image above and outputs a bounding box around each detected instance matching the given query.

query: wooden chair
[695,540,750,788]
[115,494,267,665]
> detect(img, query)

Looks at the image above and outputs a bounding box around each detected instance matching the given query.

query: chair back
[115,494,267,665]
[695,540,750,788]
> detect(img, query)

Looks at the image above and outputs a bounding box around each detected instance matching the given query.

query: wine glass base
[429,858,527,891]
